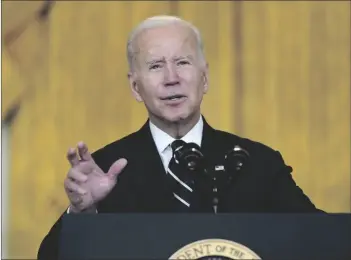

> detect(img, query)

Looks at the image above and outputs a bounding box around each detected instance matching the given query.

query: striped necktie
[167,140,195,209]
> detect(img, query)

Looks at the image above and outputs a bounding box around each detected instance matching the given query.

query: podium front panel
[59,213,351,259]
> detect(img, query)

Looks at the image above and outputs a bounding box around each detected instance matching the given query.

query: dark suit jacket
[37,117,322,259]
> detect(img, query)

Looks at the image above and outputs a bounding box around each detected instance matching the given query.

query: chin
[162,110,196,124]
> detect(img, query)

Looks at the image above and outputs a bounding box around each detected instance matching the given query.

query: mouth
[160,94,187,105]
[160,94,187,101]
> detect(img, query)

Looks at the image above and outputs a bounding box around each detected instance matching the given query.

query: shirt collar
[149,116,204,154]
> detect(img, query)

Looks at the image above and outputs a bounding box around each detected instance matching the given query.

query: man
[37,15,322,259]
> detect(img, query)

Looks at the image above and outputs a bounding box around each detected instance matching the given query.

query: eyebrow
[144,54,195,66]
[174,55,194,61]
[145,58,165,65]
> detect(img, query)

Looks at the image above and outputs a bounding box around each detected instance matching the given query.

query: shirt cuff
[67,206,98,214]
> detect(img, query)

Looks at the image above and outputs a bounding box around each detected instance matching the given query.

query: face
[128,23,209,125]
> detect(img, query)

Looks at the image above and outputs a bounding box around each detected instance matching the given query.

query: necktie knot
[170,139,186,153]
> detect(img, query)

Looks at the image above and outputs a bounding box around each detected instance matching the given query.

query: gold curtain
[2,1,350,258]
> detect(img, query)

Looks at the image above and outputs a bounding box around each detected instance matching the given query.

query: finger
[67,168,88,183]
[107,158,128,179]
[67,148,79,167]
[64,179,87,195]
[75,161,96,174]
[77,141,94,161]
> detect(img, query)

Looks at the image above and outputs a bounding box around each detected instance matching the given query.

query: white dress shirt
[68,116,204,213]
[149,115,204,171]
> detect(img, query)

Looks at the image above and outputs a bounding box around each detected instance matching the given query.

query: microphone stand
[207,165,225,214]
[209,145,250,214]
[212,181,219,214]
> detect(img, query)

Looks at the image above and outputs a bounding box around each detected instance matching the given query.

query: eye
[177,60,190,66]
[149,64,162,70]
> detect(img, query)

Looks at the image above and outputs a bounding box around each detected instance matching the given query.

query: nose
[164,63,180,87]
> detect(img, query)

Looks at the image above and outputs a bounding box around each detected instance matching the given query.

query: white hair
[126,15,205,71]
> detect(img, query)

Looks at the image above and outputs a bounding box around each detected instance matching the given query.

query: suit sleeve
[37,150,106,260]
[268,151,325,213]
[37,212,65,260]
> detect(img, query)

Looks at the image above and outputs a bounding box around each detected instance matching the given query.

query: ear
[202,63,209,94]
[128,71,143,102]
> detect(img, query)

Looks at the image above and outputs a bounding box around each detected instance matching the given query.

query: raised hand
[64,142,127,213]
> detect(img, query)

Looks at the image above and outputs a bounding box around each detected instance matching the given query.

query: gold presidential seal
[169,239,261,260]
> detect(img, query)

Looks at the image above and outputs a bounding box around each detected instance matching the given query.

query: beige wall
[2,1,350,258]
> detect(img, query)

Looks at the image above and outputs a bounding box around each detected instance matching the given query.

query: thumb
[107,158,128,179]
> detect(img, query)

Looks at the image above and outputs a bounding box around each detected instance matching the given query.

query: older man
[38,15,321,259]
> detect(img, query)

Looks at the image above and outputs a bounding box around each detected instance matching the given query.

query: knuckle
[80,161,91,167]
[77,161,94,172]
[74,162,84,170]
[69,168,77,177]
[73,171,85,181]
[67,169,73,178]
[70,169,84,180]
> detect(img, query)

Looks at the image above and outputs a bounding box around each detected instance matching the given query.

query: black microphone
[224,145,250,181]
[210,145,250,213]
[173,142,205,172]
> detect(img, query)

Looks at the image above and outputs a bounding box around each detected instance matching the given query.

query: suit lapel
[201,117,224,167]
[132,121,175,211]
[201,116,240,167]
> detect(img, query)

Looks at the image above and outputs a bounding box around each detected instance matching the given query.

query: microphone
[224,145,250,180]
[210,145,250,213]
[173,142,205,172]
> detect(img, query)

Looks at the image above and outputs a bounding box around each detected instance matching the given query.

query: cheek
[148,70,167,84]
[178,67,195,80]
[179,70,204,93]
[138,76,163,101]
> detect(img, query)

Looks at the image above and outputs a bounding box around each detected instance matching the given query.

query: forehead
[134,24,198,59]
